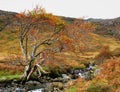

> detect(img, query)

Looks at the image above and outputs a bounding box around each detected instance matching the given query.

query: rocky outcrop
[89,17,120,40]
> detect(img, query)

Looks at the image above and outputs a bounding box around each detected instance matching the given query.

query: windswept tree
[11,7,65,81]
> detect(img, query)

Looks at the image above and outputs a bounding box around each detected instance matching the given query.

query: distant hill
[88,17,120,40]
[0,10,16,31]
[0,10,16,16]
[49,16,120,40]
[59,16,75,23]
[0,10,75,31]
[0,10,120,40]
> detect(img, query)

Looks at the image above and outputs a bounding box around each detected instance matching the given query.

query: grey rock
[94,68,102,76]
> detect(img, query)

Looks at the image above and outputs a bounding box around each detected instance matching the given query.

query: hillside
[1,9,120,39]
[0,10,16,31]
[0,10,120,66]
[88,17,120,40]
[0,10,120,92]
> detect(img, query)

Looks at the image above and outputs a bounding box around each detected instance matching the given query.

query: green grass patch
[64,86,77,92]
[0,74,21,82]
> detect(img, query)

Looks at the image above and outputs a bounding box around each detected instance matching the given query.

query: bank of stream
[0,63,100,92]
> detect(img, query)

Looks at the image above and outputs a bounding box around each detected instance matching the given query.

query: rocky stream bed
[0,63,100,92]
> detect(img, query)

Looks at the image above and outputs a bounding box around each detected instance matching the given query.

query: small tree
[12,7,65,82]
[95,45,111,64]
[60,19,96,54]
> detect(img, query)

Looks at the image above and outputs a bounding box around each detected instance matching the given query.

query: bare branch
[34,48,52,58]
[17,59,28,66]
[27,66,36,80]
[25,36,28,61]
[36,64,49,74]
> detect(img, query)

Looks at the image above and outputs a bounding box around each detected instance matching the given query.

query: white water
[28,88,44,92]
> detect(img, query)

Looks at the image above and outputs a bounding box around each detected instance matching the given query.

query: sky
[0,0,120,19]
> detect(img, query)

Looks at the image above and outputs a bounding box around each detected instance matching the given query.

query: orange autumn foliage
[95,45,112,64]
[0,63,23,74]
[76,57,120,92]
[96,57,120,91]
[58,19,97,54]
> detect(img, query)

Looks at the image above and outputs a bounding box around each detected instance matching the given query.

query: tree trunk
[24,65,31,78]
[22,61,49,84]
[22,63,35,83]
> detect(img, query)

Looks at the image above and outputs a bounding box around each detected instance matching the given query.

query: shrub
[96,57,120,92]
[75,57,120,92]
[0,63,23,75]
[95,45,112,64]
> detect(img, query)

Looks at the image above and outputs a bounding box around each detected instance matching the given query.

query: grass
[0,29,19,53]
[0,64,23,82]
[64,86,77,92]
[86,82,109,92]
[0,74,21,82]
[90,33,120,51]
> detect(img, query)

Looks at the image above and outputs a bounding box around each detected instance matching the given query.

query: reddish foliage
[95,45,112,64]
[63,19,96,53]
[0,63,23,74]
[94,57,120,91]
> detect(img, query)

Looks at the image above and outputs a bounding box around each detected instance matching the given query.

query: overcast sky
[0,0,120,19]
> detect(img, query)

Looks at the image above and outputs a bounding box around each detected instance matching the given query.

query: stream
[0,63,100,92]
[28,88,44,92]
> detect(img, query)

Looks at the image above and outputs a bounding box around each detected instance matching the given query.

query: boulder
[52,82,64,90]
[25,81,42,91]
